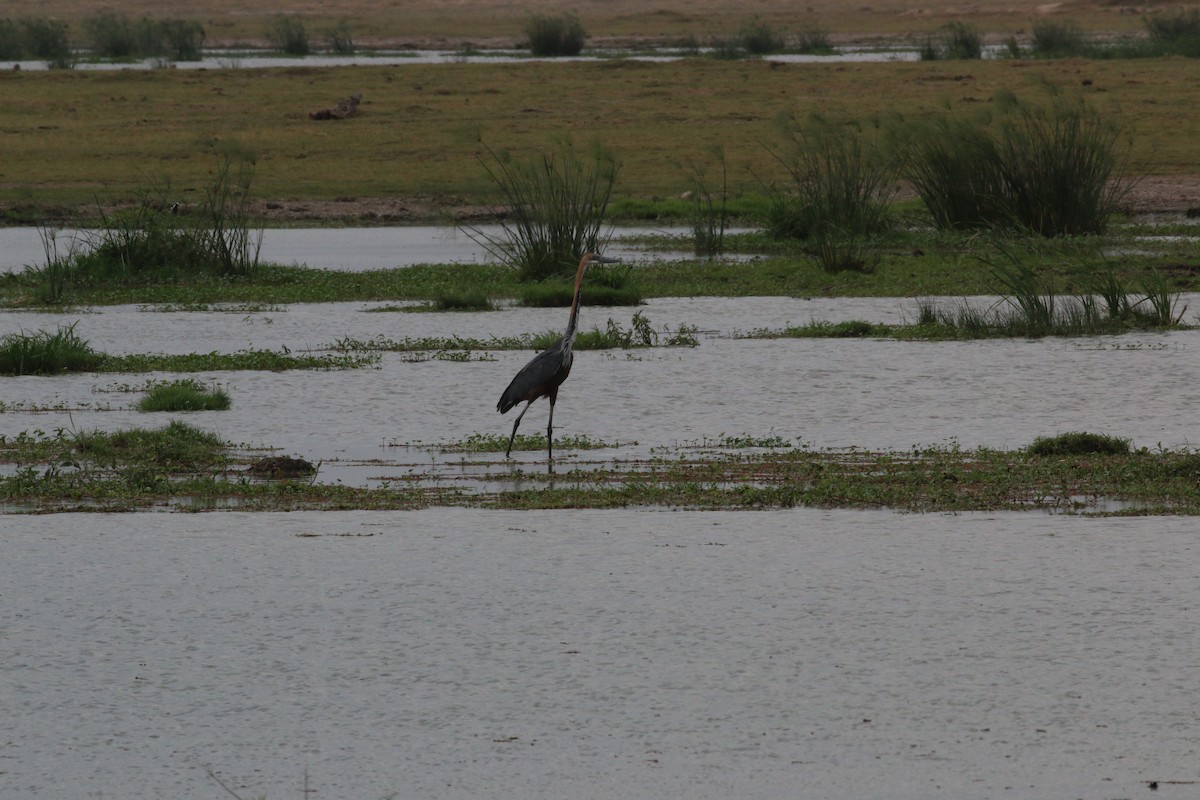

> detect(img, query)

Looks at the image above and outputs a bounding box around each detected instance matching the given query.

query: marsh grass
[525,12,586,57]
[464,141,617,282]
[1030,20,1089,57]
[739,18,786,55]
[903,92,1131,236]
[16,17,72,67]
[137,379,231,412]
[433,291,494,311]
[0,323,104,375]
[1027,432,1131,457]
[31,154,262,300]
[73,421,230,471]
[267,15,309,55]
[83,11,205,61]
[684,146,730,257]
[766,115,896,272]
[518,264,642,307]
[920,21,983,60]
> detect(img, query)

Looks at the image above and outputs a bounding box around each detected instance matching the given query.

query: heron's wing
[497,338,569,413]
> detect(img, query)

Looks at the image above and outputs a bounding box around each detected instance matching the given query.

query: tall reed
[766,114,896,272]
[464,140,617,281]
[902,92,1132,236]
[684,146,730,257]
[525,12,586,56]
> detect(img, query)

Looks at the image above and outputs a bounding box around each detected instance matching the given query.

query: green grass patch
[1026,432,1131,457]
[137,379,231,412]
[0,323,104,375]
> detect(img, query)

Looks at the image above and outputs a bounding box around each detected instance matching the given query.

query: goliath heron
[497,251,618,463]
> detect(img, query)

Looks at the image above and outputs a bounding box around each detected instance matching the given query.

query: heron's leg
[546,388,560,462]
[506,401,531,458]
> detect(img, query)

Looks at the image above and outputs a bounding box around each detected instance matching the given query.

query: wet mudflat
[4,508,1197,799]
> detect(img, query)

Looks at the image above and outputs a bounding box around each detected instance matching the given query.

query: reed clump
[765,114,896,273]
[267,15,309,55]
[525,12,586,57]
[463,141,617,282]
[902,92,1131,236]
[83,11,205,61]
[26,154,262,302]
[0,324,104,375]
[919,21,983,60]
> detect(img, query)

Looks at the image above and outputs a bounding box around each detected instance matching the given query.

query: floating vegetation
[7,427,1200,514]
[332,312,699,353]
[137,379,231,412]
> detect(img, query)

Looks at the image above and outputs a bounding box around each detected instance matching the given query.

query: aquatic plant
[525,12,586,57]
[765,114,896,272]
[1026,432,1131,457]
[902,92,1132,236]
[684,146,730,257]
[137,379,231,412]
[267,14,309,55]
[919,22,983,60]
[465,141,618,282]
[0,323,104,375]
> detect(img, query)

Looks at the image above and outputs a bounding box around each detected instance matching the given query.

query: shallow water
[3,508,1198,799]
[5,46,927,72]
[2,296,1198,487]
[0,224,715,273]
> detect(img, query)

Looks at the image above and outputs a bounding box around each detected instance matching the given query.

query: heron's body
[497,252,614,462]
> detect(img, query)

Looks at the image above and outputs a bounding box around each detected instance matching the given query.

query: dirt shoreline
[238,174,1200,224]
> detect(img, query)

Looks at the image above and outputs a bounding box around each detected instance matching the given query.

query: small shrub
[83,11,137,58]
[902,92,1131,236]
[739,18,786,54]
[765,114,897,272]
[795,26,834,55]
[525,12,586,57]
[1144,9,1200,43]
[137,379,231,412]
[922,21,983,60]
[0,323,104,375]
[1027,432,1131,457]
[159,20,205,60]
[684,146,730,256]
[20,17,72,67]
[1031,20,1088,57]
[326,20,354,54]
[0,19,23,59]
[267,15,309,55]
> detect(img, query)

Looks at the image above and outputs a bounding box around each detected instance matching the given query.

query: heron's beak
[591,253,620,264]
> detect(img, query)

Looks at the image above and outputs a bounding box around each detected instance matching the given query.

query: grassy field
[3,54,1200,219]
[0,0,1156,47]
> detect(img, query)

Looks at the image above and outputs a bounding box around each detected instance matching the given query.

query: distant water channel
[0,224,726,272]
[4,46,932,72]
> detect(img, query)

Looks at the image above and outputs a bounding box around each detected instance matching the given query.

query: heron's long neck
[565,285,584,340]
[564,257,589,343]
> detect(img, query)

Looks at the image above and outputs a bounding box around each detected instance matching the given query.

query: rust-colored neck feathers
[565,252,595,337]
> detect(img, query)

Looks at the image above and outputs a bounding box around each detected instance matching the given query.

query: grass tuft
[0,323,104,375]
[1026,432,1131,457]
[525,12,586,57]
[137,379,231,412]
